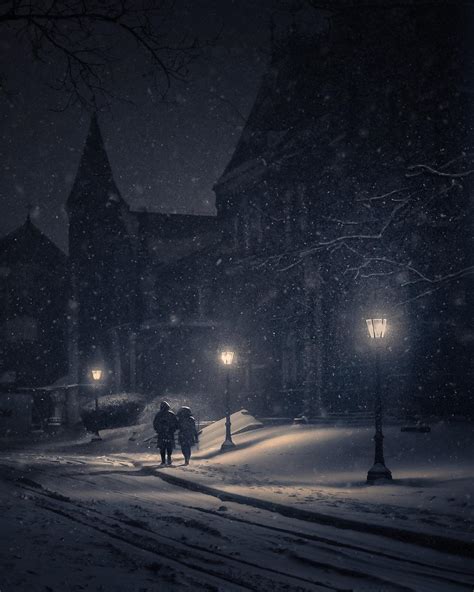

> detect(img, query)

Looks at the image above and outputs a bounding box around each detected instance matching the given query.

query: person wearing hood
[177,406,199,466]
[153,401,178,466]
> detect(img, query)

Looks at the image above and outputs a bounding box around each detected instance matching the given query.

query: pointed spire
[79,112,112,177]
[67,113,124,213]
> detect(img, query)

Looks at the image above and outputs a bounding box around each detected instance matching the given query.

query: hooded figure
[153,401,178,465]
[177,406,198,465]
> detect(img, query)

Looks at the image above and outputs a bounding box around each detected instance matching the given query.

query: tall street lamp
[220,349,236,452]
[91,367,103,442]
[366,318,392,483]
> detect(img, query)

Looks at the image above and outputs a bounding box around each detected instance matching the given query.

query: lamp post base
[367,462,392,484]
[220,439,235,452]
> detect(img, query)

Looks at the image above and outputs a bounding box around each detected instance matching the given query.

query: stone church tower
[67,115,139,386]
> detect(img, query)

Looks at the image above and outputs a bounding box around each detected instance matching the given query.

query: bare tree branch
[232,153,471,305]
[0,0,216,110]
[407,163,474,178]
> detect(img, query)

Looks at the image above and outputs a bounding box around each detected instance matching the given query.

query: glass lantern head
[366,318,387,340]
[220,350,235,366]
[91,368,103,381]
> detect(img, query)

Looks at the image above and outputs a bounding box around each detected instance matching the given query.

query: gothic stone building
[0,217,68,433]
[67,115,221,406]
[0,216,67,389]
[65,1,473,420]
[3,0,471,425]
[212,1,473,418]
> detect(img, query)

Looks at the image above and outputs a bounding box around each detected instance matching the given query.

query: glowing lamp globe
[220,350,235,366]
[91,368,103,381]
[366,318,387,340]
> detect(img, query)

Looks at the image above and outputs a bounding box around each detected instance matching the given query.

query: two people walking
[153,401,198,466]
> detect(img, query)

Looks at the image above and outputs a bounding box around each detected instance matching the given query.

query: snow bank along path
[2,410,472,565]
[6,409,472,547]
[154,412,474,550]
[1,452,473,592]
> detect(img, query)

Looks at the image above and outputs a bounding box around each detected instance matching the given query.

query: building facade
[212,1,473,418]
[2,0,471,425]
[66,115,222,407]
[0,216,67,389]
[61,1,474,420]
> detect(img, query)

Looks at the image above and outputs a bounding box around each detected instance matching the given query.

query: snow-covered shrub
[81,393,146,432]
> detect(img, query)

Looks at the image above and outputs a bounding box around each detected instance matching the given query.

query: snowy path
[0,452,473,592]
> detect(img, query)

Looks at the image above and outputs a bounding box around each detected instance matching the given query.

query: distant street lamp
[91,369,102,381]
[366,318,392,483]
[91,367,103,442]
[220,349,236,452]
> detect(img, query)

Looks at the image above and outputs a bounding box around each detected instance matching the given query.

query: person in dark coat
[177,406,198,465]
[153,401,178,465]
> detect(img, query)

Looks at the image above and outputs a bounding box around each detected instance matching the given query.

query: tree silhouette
[0,0,214,109]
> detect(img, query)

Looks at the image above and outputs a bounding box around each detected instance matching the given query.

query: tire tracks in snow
[4,457,473,592]
[11,475,352,592]
[146,463,474,559]
[186,505,474,588]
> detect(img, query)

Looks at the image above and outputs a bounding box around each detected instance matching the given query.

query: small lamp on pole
[220,349,236,452]
[91,369,102,382]
[366,318,392,483]
[91,367,103,442]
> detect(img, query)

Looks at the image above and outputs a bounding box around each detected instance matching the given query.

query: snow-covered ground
[30,410,472,544]
[1,450,473,591]
[0,411,473,591]
[181,416,474,543]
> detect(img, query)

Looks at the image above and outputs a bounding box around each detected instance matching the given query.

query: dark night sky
[0,1,273,251]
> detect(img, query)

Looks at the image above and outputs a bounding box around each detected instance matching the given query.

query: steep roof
[0,216,66,267]
[67,114,126,212]
[215,34,322,196]
[215,1,469,203]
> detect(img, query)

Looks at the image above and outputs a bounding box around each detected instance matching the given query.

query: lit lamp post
[220,349,236,452]
[366,318,392,483]
[91,367,103,441]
